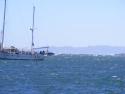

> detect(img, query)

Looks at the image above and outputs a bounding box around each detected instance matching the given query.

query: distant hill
[49,46,125,55]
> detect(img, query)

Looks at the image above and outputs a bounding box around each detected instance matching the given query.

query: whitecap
[112,75,118,78]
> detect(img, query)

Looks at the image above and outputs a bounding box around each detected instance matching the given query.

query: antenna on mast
[30,6,35,54]
[1,0,7,51]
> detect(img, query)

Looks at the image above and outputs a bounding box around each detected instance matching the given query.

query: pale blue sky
[0,0,125,48]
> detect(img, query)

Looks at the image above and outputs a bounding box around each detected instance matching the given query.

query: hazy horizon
[0,0,125,49]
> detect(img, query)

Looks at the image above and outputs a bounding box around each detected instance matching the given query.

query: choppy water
[0,55,125,94]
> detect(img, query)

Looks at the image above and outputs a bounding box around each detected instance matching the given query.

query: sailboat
[0,0,53,60]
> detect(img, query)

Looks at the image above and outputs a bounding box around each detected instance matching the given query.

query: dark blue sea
[0,55,125,94]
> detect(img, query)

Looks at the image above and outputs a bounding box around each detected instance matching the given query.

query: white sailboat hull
[0,52,44,60]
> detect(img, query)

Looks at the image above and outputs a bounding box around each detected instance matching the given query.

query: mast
[1,0,7,51]
[30,6,35,54]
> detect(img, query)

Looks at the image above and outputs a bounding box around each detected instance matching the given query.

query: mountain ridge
[49,46,125,55]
